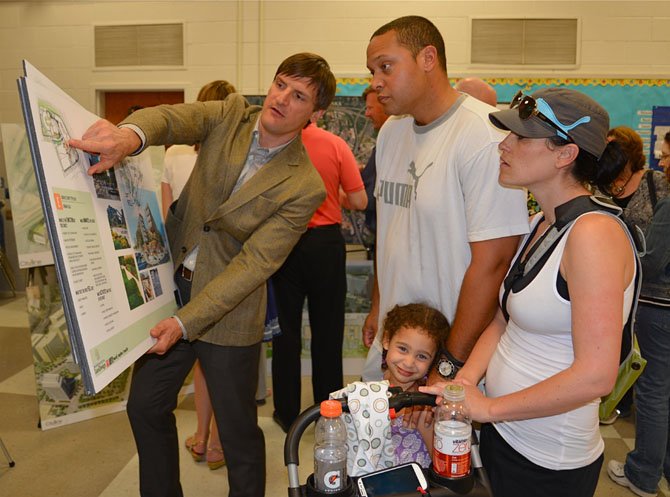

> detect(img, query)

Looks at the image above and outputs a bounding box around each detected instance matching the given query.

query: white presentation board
[18,61,178,394]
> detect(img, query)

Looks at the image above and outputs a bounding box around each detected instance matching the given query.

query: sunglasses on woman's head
[510,91,590,144]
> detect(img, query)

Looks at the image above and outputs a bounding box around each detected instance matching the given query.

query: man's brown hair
[274,52,336,111]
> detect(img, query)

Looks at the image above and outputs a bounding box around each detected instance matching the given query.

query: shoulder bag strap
[501,196,625,322]
[646,170,658,210]
[609,214,642,356]
[501,219,541,322]
[501,218,572,322]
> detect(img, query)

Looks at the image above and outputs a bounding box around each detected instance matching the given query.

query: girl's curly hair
[381,303,450,370]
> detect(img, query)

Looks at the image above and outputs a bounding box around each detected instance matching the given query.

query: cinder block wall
[1,1,669,122]
[0,0,668,291]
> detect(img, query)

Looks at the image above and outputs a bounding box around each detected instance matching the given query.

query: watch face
[438,358,454,378]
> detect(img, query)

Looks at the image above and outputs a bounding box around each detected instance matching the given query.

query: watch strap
[441,348,465,368]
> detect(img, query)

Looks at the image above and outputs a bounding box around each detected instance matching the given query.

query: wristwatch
[437,349,465,380]
[437,357,457,379]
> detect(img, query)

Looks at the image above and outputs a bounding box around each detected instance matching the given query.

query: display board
[18,61,178,394]
[1,124,54,268]
[24,265,132,429]
[651,106,670,170]
[323,96,376,248]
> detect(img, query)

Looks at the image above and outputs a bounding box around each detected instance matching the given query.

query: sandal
[206,446,226,470]
[185,435,206,462]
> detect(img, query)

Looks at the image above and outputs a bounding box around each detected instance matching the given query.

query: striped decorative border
[336,77,670,96]
[485,78,670,88]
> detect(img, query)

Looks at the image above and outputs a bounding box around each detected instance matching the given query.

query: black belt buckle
[180,265,193,282]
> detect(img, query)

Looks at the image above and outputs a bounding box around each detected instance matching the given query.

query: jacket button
[181,247,187,253]
[203,225,210,232]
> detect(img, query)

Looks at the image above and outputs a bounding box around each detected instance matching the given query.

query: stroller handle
[284,389,437,466]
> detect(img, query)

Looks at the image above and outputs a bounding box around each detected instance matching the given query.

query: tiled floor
[0,294,668,497]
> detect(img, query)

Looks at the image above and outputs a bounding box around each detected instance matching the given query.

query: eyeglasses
[510,90,590,143]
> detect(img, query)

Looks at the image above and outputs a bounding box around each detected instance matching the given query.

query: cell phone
[356,462,429,497]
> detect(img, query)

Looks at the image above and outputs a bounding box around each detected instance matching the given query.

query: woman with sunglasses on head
[421,88,637,497]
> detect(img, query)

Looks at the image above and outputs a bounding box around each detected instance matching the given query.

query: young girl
[382,303,450,468]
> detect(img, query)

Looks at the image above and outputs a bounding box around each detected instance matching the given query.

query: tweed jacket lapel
[207,135,307,222]
[218,113,257,203]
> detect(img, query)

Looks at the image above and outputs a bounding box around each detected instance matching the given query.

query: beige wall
[0,0,669,123]
[0,0,668,290]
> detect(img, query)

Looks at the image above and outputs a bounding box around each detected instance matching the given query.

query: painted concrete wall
[0,0,668,290]
[0,1,668,122]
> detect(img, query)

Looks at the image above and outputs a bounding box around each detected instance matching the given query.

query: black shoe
[272,412,290,434]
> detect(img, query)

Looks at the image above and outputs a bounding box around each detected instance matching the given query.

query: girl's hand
[401,405,434,430]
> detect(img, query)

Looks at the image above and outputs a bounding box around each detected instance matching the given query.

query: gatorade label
[322,469,342,490]
[433,435,471,478]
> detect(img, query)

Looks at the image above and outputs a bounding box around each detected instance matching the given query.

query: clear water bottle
[314,399,347,493]
[433,384,471,479]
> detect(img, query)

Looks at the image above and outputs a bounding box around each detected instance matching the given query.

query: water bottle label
[433,434,471,478]
[321,469,343,491]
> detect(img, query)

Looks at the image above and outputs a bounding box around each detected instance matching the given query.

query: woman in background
[603,126,669,234]
[607,130,670,497]
[598,126,670,425]
[660,131,670,183]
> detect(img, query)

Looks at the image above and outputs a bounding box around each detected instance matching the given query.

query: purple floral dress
[390,415,432,468]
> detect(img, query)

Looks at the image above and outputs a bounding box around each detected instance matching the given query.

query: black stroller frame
[284,388,493,497]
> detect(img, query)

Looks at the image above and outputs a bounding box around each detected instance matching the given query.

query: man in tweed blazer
[70,53,334,497]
